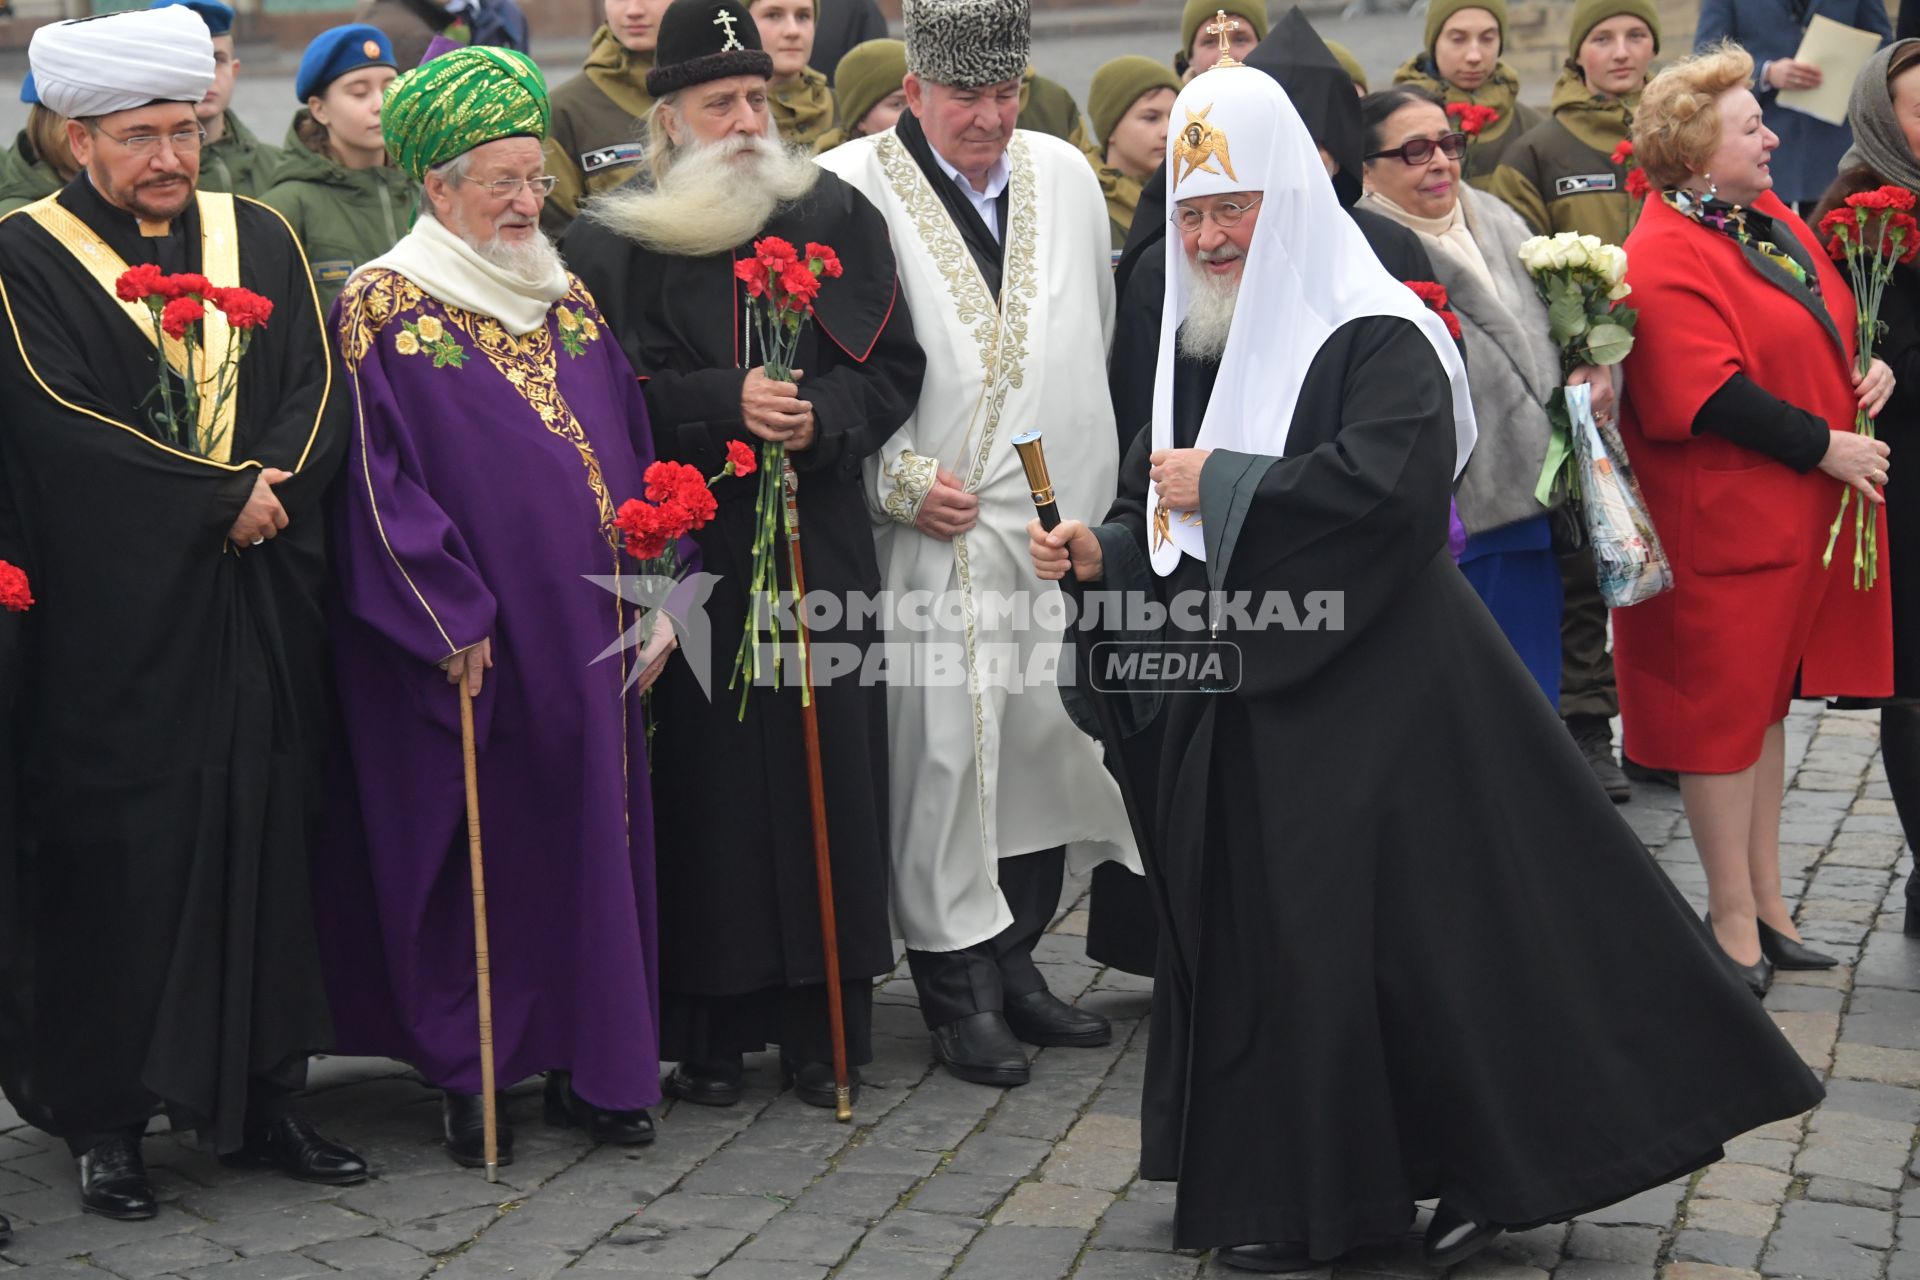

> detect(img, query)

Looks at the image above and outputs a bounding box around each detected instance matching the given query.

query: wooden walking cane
[458,680,503,1180]
[780,459,854,1121]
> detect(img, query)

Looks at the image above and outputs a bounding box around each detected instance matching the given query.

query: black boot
[442,1091,514,1169]
[1216,1242,1320,1272]
[78,1135,156,1221]
[1568,714,1630,802]
[931,1011,1029,1087]
[1424,1203,1502,1268]
[781,1057,862,1109]
[220,1114,368,1186]
[662,1056,745,1107]
[1003,989,1111,1047]
[544,1071,655,1145]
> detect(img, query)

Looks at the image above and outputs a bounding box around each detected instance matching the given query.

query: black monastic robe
[563,172,924,1063]
[1089,316,1823,1256]
[0,176,344,1149]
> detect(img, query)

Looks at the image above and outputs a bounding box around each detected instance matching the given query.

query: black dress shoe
[1758,919,1839,970]
[1705,915,1774,998]
[78,1136,156,1221]
[1003,989,1112,1047]
[220,1114,370,1186]
[544,1071,655,1144]
[443,1091,514,1169]
[1216,1242,1320,1273]
[780,1057,862,1109]
[1622,755,1679,788]
[932,1011,1030,1087]
[662,1057,745,1107]
[1424,1202,1503,1268]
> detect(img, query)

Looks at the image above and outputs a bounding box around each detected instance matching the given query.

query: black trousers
[1558,545,1618,721]
[907,846,1064,1030]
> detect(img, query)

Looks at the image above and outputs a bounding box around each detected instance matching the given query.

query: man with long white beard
[1032,62,1829,1275]
[564,0,924,1109]
[316,45,670,1168]
[815,0,1138,1090]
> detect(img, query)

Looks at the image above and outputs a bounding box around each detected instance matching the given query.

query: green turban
[382,45,550,181]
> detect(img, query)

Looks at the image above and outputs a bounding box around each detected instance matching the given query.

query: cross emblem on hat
[1206,9,1243,67]
[713,8,743,51]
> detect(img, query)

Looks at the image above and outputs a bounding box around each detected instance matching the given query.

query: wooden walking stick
[458,679,503,1179]
[780,459,854,1121]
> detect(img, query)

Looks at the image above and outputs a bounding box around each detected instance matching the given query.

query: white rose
[1598,245,1629,286]
[1608,279,1633,301]
[1518,236,1551,272]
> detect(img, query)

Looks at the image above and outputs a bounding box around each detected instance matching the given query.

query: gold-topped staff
[1206,9,1244,67]
[1010,430,1192,994]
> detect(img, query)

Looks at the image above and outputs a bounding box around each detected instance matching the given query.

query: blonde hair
[1632,41,1754,189]
[26,105,77,184]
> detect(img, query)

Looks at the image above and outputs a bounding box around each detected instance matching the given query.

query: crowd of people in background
[4,0,1920,1271]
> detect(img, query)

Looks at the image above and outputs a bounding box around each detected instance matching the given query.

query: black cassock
[564,174,924,1064]
[0,177,344,1150]
[1085,315,1822,1257]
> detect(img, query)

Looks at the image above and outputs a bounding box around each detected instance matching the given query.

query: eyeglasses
[93,124,206,155]
[460,175,560,200]
[1365,132,1469,165]
[1172,195,1263,233]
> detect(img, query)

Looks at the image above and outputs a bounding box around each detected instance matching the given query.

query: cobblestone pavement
[1,702,1915,1279]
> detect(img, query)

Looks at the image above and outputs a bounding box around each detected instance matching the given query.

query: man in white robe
[817,0,1138,1088]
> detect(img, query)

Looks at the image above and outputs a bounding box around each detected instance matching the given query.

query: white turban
[29,7,214,121]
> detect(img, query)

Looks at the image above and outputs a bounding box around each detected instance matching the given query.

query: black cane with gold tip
[1011,431,1192,994]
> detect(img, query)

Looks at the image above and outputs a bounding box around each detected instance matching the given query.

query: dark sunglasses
[1365,131,1469,165]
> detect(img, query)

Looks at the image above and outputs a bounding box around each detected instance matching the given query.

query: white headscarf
[29,7,214,121]
[1148,64,1476,576]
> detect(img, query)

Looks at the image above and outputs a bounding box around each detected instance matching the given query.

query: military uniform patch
[581,143,646,175]
[1555,173,1619,196]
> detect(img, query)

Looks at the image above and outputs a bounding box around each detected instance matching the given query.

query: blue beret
[148,0,236,37]
[296,24,397,102]
[19,72,36,106]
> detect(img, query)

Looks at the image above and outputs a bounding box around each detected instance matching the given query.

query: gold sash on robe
[22,191,241,461]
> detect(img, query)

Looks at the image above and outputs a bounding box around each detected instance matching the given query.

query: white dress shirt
[928,143,1012,243]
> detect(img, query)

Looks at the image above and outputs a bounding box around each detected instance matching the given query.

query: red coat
[1615,191,1891,774]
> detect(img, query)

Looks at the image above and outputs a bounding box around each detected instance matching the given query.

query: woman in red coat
[1619,43,1894,996]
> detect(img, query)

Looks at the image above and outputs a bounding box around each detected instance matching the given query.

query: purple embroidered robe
[316,268,659,1109]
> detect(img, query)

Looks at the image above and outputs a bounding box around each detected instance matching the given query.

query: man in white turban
[0,4,364,1226]
[1031,57,1827,1274]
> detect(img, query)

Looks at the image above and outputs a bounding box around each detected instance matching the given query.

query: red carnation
[116,262,168,303]
[213,286,273,330]
[726,439,758,476]
[159,272,213,300]
[0,559,31,613]
[160,295,205,340]
[1446,102,1499,136]
[1625,168,1650,199]
[805,242,844,279]
[779,261,821,307]
[1610,139,1634,167]
[616,499,671,562]
[734,256,767,299]
[1405,279,1462,340]
[755,236,799,270]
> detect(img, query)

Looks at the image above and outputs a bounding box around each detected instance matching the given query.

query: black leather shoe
[932,1012,1030,1087]
[1216,1242,1320,1272]
[1622,755,1679,788]
[442,1092,514,1169]
[220,1114,369,1186]
[544,1071,655,1145]
[1705,915,1774,998]
[1003,989,1112,1047]
[1907,902,1920,938]
[0,1208,13,1247]
[662,1057,745,1107]
[1425,1203,1502,1268]
[1758,919,1839,970]
[1570,715,1630,803]
[781,1057,862,1109]
[78,1136,156,1221]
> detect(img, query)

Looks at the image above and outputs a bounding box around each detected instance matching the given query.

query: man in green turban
[318,41,670,1168]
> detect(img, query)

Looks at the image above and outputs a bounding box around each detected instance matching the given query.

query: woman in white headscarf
[1030,59,1823,1276]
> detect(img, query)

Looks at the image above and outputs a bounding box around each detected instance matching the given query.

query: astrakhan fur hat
[904,0,1030,90]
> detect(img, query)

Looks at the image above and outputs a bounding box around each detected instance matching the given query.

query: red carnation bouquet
[115,266,273,459]
[1405,280,1463,340]
[0,560,31,613]
[1610,140,1651,203]
[614,448,756,745]
[1816,185,1919,589]
[1446,102,1500,137]
[730,236,843,712]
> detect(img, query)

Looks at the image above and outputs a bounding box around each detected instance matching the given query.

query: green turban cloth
[382,45,551,181]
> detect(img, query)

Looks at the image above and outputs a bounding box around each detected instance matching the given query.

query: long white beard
[585,132,823,257]
[1178,250,1243,362]
[476,228,565,279]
